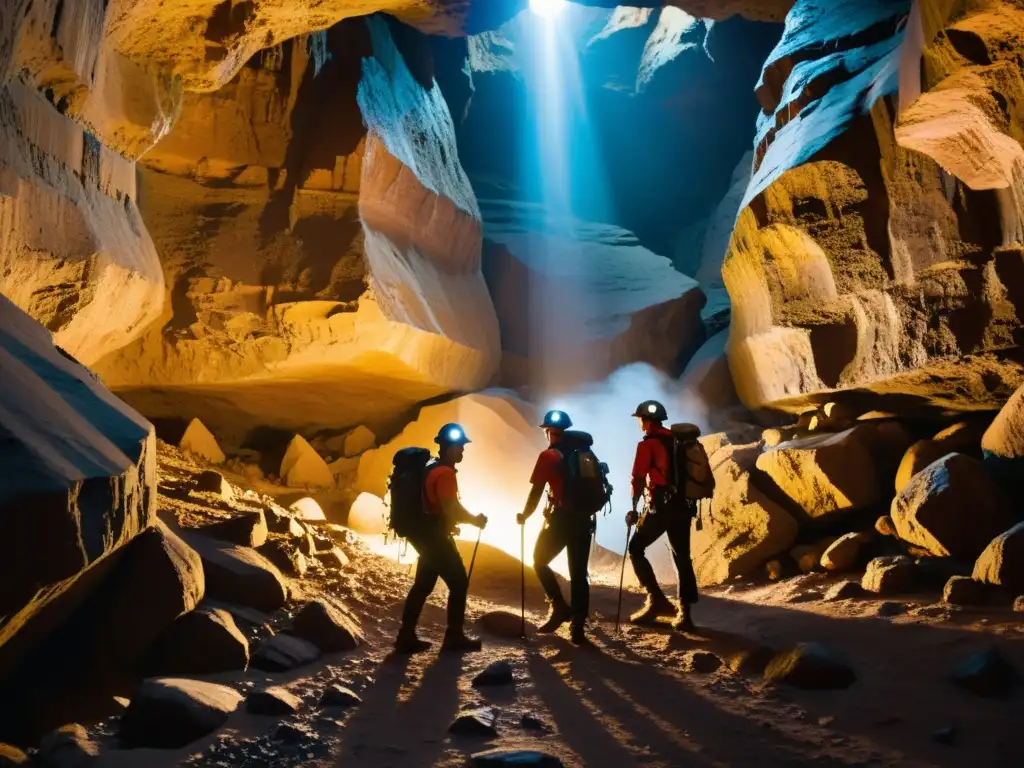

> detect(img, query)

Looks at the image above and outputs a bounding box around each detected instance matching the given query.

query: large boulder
[983,384,1024,460]
[180,532,288,612]
[973,522,1024,594]
[861,555,915,595]
[755,427,883,519]
[146,606,249,676]
[895,420,987,493]
[36,724,99,767]
[291,600,363,653]
[280,436,334,489]
[250,634,322,673]
[119,678,243,749]
[692,438,798,586]
[0,295,156,692]
[178,418,226,465]
[891,454,1015,560]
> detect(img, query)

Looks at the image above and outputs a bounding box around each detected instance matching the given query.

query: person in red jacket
[517,409,592,645]
[625,400,699,632]
[395,423,488,654]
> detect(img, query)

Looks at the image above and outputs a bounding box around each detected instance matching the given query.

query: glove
[475,514,489,529]
[625,510,639,527]
[516,512,527,526]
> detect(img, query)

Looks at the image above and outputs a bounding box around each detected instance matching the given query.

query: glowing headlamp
[448,428,463,441]
[551,412,561,422]
[647,404,657,413]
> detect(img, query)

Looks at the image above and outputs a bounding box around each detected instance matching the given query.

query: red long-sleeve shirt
[631,424,673,498]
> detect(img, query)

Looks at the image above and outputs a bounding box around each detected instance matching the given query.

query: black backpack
[646,423,715,502]
[386,447,435,537]
[554,430,611,516]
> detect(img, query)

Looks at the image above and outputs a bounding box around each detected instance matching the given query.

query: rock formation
[724,0,1024,415]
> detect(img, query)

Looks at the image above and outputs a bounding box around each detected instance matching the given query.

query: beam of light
[529,0,567,19]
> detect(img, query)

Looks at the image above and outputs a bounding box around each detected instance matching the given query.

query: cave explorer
[626,400,701,632]
[394,423,489,655]
[518,409,609,645]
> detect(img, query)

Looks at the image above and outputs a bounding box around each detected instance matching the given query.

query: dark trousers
[533,510,592,625]
[628,498,699,605]
[400,531,468,634]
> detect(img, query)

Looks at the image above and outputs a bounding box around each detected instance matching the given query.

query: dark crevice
[946,27,991,65]
[50,0,63,38]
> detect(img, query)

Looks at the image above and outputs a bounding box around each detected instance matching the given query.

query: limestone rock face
[0,296,156,689]
[93,17,499,442]
[0,81,164,364]
[891,453,1015,560]
[481,210,706,389]
[724,0,1024,415]
[691,436,798,586]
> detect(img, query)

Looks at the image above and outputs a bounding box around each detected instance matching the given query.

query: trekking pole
[466,527,483,584]
[615,523,633,634]
[520,522,526,639]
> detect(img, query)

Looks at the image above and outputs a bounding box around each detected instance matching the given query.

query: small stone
[766,560,785,580]
[861,555,915,595]
[729,645,776,676]
[449,709,498,737]
[942,576,990,607]
[0,743,28,766]
[251,634,322,672]
[473,661,514,687]
[875,515,897,537]
[343,426,376,457]
[119,678,243,749]
[478,610,528,638]
[874,601,907,617]
[146,606,249,675]
[519,713,548,731]
[202,510,268,548]
[824,580,865,601]
[194,470,234,501]
[292,600,363,653]
[683,650,722,673]
[260,539,309,577]
[246,687,303,716]
[319,685,362,708]
[37,723,99,766]
[315,546,350,570]
[764,643,856,690]
[280,437,334,489]
[1014,595,1024,612]
[950,647,1020,698]
[933,725,956,745]
[469,749,564,767]
[821,532,872,572]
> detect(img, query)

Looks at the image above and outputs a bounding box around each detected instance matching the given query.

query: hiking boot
[441,631,483,653]
[630,594,676,625]
[394,632,432,655]
[671,606,697,634]
[537,602,572,634]
[569,622,588,646]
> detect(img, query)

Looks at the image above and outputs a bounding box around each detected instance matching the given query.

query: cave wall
[724,0,1024,416]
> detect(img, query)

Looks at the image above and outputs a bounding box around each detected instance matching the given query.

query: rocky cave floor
[13,443,1022,768]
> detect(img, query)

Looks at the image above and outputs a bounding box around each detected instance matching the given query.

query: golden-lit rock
[280,436,334,489]
[820,532,873,572]
[892,453,1015,560]
[725,0,1024,414]
[973,522,1024,593]
[178,418,226,465]
[691,436,798,586]
[895,420,987,493]
[755,427,881,519]
[983,383,1024,459]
